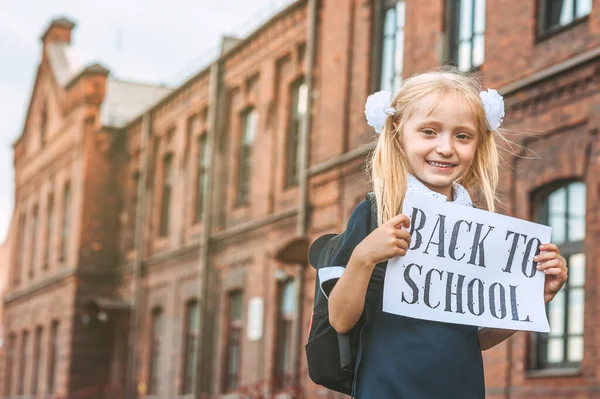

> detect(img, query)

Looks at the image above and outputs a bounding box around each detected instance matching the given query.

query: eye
[456,132,472,140]
[422,128,437,136]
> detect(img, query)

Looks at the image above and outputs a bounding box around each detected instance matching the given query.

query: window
[18,330,28,395]
[40,106,47,147]
[30,204,39,278]
[185,115,199,168]
[274,280,297,390]
[47,321,59,394]
[15,212,26,286]
[285,80,308,187]
[181,300,200,394]
[379,0,406,91]
[60,182,71,261]
[148,308,163,395]
[447,0,486,71]
[223,291,243,392]
[32,327,43,394]
[44,194,54,268]
[128,172,141,250]
[530,181,586,370]
[4,333,16,396]
[159,155,173,237]
[237,109,257,205]
[539,0,592,34]
[194,134,208,224]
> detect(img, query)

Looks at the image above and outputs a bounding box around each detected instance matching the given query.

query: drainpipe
[195,61,222,399]
[125,112,152,399]
[295,0,318,394]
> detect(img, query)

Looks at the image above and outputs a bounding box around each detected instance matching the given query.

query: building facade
[3,0,600,398]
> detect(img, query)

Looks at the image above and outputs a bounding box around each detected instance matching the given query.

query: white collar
[406,174,473,207]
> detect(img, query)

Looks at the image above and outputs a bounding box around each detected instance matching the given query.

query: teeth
[428,161,454,168]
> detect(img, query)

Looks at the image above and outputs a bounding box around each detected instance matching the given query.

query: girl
[321,69,568,398]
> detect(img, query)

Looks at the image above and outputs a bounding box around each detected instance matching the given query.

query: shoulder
[350,199,372,221]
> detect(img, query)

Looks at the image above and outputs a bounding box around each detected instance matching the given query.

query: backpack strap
[364,193,386,321]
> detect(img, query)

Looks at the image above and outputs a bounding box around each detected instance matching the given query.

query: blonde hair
[370,67,500,225]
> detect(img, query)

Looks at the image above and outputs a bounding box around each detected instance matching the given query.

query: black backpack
[305,193,386,395]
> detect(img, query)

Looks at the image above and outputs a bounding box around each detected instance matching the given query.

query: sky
[0,0,294,242]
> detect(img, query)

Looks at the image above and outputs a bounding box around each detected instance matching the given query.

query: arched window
[530,181,585,370]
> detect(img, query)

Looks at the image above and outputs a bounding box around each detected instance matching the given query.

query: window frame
[59,182,71,262]
[273,279,297,390]
[180,300,200,394]
[40,105,47,148]
[148,307,163,395]
[236,108,257,206]
[44,193,54,269]
[194,133,208,224]
[47,321,59,394]
[538,0,592,37]
[29,203,39,278]
[159,154,173,237]
[222,290,243,392]
[529,181,586,371]
[18,330,29,395]
[4,333,16,396]
[31,326,43,395]
[285,79,307,188]
[446,0,486,72]
[374,0,407,92]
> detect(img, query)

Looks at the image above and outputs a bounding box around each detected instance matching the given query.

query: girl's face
[401,93,480,199]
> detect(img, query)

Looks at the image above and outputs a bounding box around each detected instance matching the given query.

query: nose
[436,134,454,157]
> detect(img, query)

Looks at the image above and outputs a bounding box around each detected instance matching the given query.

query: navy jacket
[320,200,485,399]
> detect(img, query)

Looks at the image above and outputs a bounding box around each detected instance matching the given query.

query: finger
[394,229,411,243]
[395,246,407,257]
[395,238,409,250]
[534,251,560,263]
[540,243,560,253]
[389,213,410,229]
[542,267,567,278]
[537,259,563,271]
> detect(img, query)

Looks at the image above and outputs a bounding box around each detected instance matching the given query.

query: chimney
[41,17,76,45]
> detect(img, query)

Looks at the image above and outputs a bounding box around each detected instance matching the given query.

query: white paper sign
[383,193,552,332]
[247,297,264,341]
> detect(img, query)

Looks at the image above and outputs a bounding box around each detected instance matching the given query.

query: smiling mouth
[427,161,456,169]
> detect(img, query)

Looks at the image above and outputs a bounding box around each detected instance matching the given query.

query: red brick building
[3,0,600,398]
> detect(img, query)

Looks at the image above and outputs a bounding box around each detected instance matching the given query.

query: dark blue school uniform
[320,200,485,399]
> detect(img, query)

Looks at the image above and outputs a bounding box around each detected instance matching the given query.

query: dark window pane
[181,301,199,394]
[60,183,71,260]
[160,155,173,237]
[45,195,54,265]
[148,308,162,394]
[32,327,42,394]
[47,321,59,394]
[4,334,16,396]
[18,331,28,394]
[223,292,243,392]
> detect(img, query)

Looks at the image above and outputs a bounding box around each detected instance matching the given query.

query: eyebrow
[417,119,477,133]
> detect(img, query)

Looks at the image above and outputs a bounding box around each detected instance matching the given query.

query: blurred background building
[0,0,597,398]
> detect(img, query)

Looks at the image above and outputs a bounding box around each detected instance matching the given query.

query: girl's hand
[534,243,568,304]
[352,213,411,268]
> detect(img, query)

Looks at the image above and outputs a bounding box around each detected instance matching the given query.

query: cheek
[458,143,478,166]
